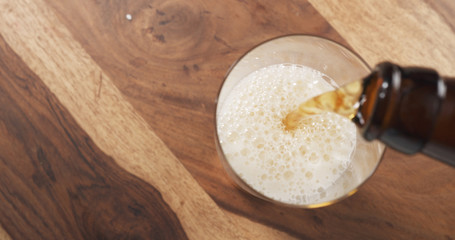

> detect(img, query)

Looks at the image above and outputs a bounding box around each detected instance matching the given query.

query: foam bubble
[217,64,356,205]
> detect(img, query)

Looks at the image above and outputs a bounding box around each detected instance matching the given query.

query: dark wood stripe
[0,35,187,240]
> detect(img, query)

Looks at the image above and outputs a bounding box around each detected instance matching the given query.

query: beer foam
[217,64,357,205]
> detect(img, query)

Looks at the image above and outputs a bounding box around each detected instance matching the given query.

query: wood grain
[0,0,454,239]
[309,0,455,75]
[0,0,245,239]
[0,35,187,238]
[41,1,349,238]
[37,1,350,239]
[0,226,11,240]
[225,211,297,240]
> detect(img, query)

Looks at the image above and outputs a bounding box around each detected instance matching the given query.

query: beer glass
[215,35,385,208]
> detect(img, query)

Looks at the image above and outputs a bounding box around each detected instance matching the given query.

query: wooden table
[0,0,454,239]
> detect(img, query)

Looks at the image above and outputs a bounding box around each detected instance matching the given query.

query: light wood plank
[0,226,11,240]
[225,211,298,240]
[309,0,455,75]
[0,0,246,239]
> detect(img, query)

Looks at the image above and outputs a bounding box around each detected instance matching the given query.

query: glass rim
[214,34,384,208]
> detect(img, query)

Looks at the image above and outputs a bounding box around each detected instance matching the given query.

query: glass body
[215,35,385,208]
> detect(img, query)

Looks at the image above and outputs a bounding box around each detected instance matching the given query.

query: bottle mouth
[354,62,392,141]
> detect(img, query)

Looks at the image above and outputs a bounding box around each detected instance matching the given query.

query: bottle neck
[354,62,444,154]
[421,79,455,166]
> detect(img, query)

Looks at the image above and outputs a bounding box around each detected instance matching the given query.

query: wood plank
[308,0,455,75]
[0,0,246,239]
[0,35,187,239]
[224,211,298,240]
[0,226,11,240]
[425,0,455,33]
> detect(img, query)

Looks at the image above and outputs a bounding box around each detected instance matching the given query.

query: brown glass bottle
[354,62,455,166]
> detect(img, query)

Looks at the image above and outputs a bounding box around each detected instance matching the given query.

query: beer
[217,64,358,205]
[283,79,362,131]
